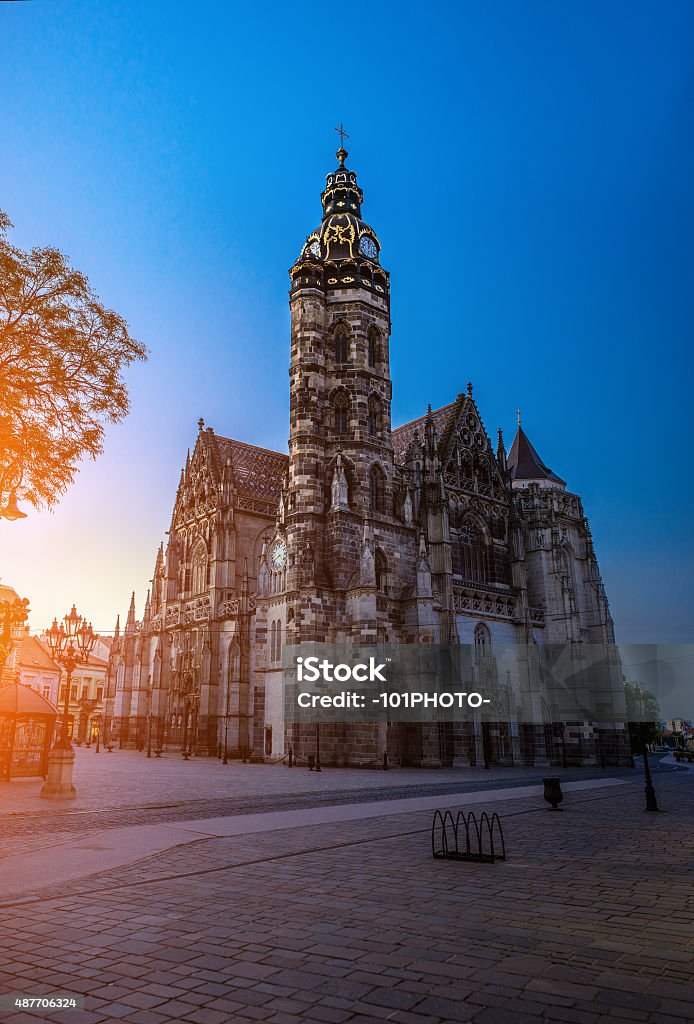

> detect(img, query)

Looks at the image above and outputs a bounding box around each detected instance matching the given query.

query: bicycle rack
[431,809,506,863]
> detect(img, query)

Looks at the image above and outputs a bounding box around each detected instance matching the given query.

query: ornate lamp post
[40,605,96,799]
[0,448,28,521]
[0,490,28,520]
[0,594,30,680]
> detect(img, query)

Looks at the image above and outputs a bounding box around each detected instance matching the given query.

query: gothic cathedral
[106,146,628,768]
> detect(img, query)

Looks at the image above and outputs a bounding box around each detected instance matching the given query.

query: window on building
[191,542,208,594]
[375,550,388,594]
[474,622,491,656]
[81,684,88,700]
[43,686,51,700]
[70,686,77,701]
[96,686,104,701]
[369,464,385,512]
[334,325,349,363]
[367,326,379,367]
[333,392,349,434]
[368,396,381,437]
[60,685,67,702]
[453,523,486,583]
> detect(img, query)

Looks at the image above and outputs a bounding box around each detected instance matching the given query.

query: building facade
[16,635,61,706]
[106,148,628,768]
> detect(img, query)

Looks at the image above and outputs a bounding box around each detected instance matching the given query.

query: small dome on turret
[296,147,381,266]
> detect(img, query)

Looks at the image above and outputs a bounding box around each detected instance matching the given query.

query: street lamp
[0,454,28,520]
[0,490,28,520]
[182,689,200,759]
[0,594,30,678]
[40,605,96,799]
[634,686,659,812]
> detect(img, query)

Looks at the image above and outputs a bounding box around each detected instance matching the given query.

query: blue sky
[1,0,692,644]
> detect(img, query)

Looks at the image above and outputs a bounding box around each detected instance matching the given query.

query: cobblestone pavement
[1,749,658,860]
[0,770,692,1024]
[1,748,640,819]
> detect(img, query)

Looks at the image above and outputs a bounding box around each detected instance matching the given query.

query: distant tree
[0,211,147,511]
[624,679,662,753]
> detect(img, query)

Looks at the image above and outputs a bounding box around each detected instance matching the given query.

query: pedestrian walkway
[0,769,691,1023]
[0,777,628,901]
[0,746,597,817]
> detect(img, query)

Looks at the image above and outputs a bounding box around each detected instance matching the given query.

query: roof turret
[508,425,566,488]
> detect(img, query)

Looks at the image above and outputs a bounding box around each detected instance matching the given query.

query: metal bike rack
[431,809,506,863]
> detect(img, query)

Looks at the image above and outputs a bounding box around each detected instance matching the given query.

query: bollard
[643,747,659,812]
[383,751,389,771]
[543,777,563,810]
[288,747,293,768]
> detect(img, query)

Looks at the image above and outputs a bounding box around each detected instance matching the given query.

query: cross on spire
[334,122,349,148]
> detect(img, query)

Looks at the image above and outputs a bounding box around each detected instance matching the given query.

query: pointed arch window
[375,550,388,594]
[367,326,380,367]
[474,622,491,656]
[191,542,208,594]
[368,396,381,437]
[333,391,349,434]
[453,522,486,583]
[369,464,385,513]
[334,324,349,364]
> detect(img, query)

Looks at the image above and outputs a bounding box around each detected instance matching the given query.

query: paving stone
[1,760,693,1024]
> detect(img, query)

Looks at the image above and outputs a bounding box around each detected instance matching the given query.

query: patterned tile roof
[391,402,457,464]
[214,436,288,505]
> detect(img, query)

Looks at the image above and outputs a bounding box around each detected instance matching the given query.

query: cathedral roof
[391,402,457,463]
[507,426,566,486]
[214,436,288,504]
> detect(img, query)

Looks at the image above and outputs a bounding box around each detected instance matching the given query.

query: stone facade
[105,150,629,768]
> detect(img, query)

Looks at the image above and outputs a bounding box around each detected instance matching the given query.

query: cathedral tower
[285,145,396,636]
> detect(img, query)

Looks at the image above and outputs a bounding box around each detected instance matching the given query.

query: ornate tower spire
[292,137,385,272]
[125,592,136,636]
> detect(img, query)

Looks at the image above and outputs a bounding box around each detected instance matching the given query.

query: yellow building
[16,635,61,706]
[55,650,110,743]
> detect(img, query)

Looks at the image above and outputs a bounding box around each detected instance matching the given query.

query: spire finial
[334,122,349,147]
[517,408,521,427]
[198,417,205,433]
[334,122,349,167]
[467,381,473,397]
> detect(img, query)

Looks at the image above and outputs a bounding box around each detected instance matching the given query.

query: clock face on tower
[270,539,287,570]
[359,235,378,260]
[309,239,321,258]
